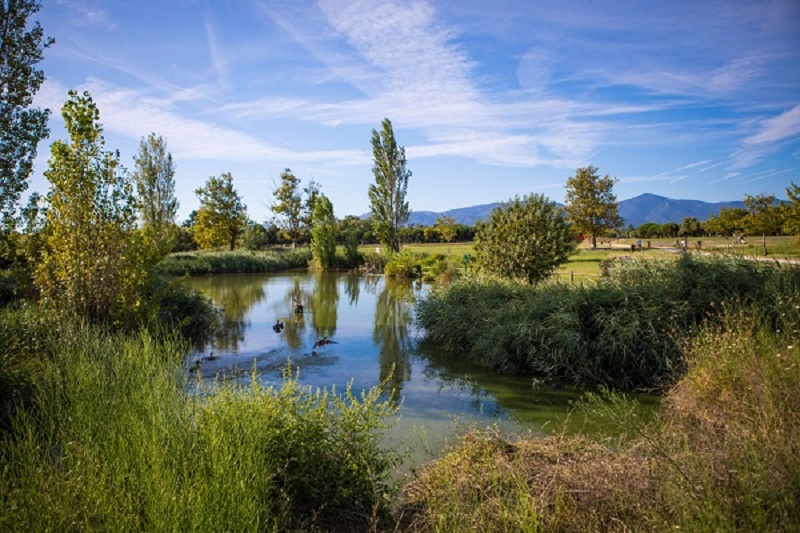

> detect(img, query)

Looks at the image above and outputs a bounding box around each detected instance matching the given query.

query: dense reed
[416,253,800,389]
[154,249,311,276]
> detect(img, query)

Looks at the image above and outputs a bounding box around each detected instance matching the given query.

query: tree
[435,216,457,244]
[0,0,52,248]
[132,132,178,256]
[368,118,410,253]
[301,179,321,244]
[34,90,152,327]
[474,194,576,285]
[271,168,303,249]
[679,216,703,237]
[310,194,337,268]
[705,207,747,236]
[564,166,622,249]
[743,194,782,256]
[194,172,247,250]
[782,182,800,237]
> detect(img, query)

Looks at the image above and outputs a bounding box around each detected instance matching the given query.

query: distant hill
[394,194,749,228]
[618,193,746,227]
[363,194,754,227]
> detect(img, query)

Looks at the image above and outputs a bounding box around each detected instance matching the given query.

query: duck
[205,352,217,361]
[313,336,338,349]
[190,359,203,372]
[273,319,284,333]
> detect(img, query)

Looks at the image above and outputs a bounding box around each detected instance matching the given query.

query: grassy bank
[155,249,311,276]
[416,253,800,389]
[401,299,800,531]
[0,312,400,532]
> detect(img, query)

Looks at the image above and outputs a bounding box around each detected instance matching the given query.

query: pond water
[187,271,653,462]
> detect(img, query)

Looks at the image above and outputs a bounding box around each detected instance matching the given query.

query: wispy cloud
[39,79,367,167]
[733,104,800,166]
[204,10,231,91]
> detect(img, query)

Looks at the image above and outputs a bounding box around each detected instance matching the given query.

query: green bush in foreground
[417,253,800,389]
[0,320,400,532]
[402,299,800,532]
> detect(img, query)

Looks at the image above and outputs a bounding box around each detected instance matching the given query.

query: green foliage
[368,118,410,253]
[417,254,800,389]
[783,182,800,236]
[343,230,362,267]
[34,90,154,328]
[132,132,178,257]
[310,194,337,268]
[679,216,703,236]
[270,168,304,249]
[0,0,52,234]
[435,215,457,243]
[194,172,247,251]
[705,206,747,236]
[744,194,783,255]
[240,220,273,250]
[474,194,577,285]
[0,319,400,531]
[565,165,622,249]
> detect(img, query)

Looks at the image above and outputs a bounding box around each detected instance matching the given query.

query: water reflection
[310,271,338,338]
[374,279,415,403]
[280,276,308,350]
[189,275,267,351]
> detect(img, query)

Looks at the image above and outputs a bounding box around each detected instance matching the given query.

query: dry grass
[401,297,800,532]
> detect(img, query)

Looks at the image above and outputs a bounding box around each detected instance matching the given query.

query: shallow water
[186,271,654,462]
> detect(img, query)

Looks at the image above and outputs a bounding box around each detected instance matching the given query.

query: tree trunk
[762,233,768,256]
[591,234,597,249]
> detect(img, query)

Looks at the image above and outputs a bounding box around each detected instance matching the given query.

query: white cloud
[733,105,800,166]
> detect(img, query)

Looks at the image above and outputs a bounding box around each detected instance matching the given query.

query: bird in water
[313,336,338,349]
[273,319,284,333]
[205,352,217,361]
[190,360,203,373]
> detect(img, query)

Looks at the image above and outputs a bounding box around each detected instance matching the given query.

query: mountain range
[401,194,748,228]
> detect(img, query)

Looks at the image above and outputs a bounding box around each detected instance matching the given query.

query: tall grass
[0,318,400,532]
[417,253,800,389]
[154,249,311,276]
[402,296,800,531]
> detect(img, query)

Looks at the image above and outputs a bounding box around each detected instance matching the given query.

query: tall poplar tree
[310,194,337,268]
[35,91,152,327]
[564,166,622,249]
[368,118,410,254]
[133,132,178,256]
[0,0,52,257]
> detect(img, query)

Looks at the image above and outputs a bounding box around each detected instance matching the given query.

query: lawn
[359,235,798,283]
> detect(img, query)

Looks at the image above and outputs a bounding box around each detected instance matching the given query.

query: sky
[29,0,800,222]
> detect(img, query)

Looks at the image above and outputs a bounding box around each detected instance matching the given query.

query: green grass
[0,313,400,532]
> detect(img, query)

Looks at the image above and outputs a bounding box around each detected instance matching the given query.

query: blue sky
[31,0,800,222]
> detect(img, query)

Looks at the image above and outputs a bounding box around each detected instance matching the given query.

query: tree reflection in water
[373,278,416,403]
[310,271,338,338]
[189,275,267,351]
[280,276,308,350]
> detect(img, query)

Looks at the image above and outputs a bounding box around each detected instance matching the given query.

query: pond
[186,271,653,462]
